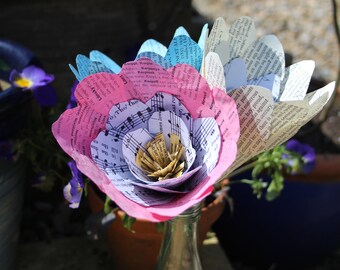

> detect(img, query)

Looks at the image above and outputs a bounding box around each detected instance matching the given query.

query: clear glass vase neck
[156,203,202,270]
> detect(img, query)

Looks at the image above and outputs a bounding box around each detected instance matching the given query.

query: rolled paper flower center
[136,133,186,181]
[13,77,33,88]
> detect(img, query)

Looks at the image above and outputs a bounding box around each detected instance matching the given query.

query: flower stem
[225,160,258,179]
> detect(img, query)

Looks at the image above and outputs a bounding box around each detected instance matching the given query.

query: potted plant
[0,38,67,270]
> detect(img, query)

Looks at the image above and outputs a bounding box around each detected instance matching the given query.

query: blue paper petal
[174,26,190,38]
[71,54,115,81]
[165,35,203,71]
[90,50,121,74]
[137,39,168,58]
[198,24,208,52]
[136,52,172,69]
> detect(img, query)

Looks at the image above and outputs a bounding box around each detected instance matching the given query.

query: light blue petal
[136,52,172,69]
[137,39,167,58]
[88,61,114,76]
[165,35,203,71]
[198,24,208,52]
[174,26,190,38]
[75,54,92,80]
[69,64,81,81]
[89,50,121,74]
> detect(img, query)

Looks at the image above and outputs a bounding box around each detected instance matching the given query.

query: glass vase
[156,203,202,270]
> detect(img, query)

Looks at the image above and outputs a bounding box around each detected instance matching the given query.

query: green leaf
[104,195,112,214]
[122,214,136,231]
[266,170,284,201]
[252,163,264,178]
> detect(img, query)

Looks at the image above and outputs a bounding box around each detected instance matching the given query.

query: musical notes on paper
[89,91,224,206]
[192,117,221,174]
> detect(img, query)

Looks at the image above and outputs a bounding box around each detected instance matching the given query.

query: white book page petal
[106,100,152,135]
[204,52,226,91]
[192,118,221,174]
[91,131,132,179]
[147,111,196,169]
[266,82,335,150]
[129,166,202,193]
[247,73,281,101]
[146,92,193,131]
[227,16,256,62]
[259,35,285,79]
[103,175,175,206]
[279,60,315,102]
[208,17,229,51]
[224,58,247,91]
[227,86,274,172]
[128,181,189,194]
[265,101,309,150]
[243,36,285,81]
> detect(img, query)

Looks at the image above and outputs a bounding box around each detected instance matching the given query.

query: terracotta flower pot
[87,185,226,270]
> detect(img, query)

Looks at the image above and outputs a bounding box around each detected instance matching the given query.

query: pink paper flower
[52,58,239,222]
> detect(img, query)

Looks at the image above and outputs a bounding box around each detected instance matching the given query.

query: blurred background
[1,0,340,269]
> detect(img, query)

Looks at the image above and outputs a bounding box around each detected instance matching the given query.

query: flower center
[136,133,186,181]
[14,77,33,88]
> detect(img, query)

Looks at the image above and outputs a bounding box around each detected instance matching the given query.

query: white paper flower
[202,17,335,174]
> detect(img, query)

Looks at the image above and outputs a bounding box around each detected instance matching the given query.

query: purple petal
[21,66,46,80]
[66,81,79,109]
[68,160,84,188]
[8,69,21,83]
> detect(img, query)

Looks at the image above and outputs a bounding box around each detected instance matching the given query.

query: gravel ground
[193,0,339,83]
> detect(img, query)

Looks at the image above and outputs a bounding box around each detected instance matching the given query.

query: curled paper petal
[205,17,336,178]
[89,50,121,74]
[137,39,168,57]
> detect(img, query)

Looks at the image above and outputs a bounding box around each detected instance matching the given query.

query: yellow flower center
[136,133,186,181]
[14,77,33,88]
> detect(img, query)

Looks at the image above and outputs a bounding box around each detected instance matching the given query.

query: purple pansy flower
[63,160,84,208]
[285,139,316,174]
[9,65,57,106]
[10,65,54,90]
[66,81,78,109]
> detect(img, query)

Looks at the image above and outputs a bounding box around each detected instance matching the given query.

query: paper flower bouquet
[52,17,334,223]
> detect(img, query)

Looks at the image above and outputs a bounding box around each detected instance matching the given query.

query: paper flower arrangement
[52,17,334,222]
[52,56,240,221]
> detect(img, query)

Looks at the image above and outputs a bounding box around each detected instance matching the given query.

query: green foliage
[230,145,305,201]
[12,99,70,190]
[104,195,113,215]
[122,213,136,232]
